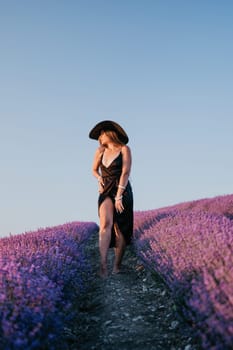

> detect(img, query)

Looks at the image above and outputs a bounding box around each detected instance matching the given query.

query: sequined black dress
[98,152,133,248]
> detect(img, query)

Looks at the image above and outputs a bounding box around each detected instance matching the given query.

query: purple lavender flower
[0,221,98,349]
[133,194,233,349]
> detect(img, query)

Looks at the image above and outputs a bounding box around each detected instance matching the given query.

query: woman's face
[98,131,110,146]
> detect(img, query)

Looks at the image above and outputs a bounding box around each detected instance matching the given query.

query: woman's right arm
[92,147,104,189]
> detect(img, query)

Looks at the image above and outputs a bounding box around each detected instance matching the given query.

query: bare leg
[98,197,114,278]
[113,224,126,274]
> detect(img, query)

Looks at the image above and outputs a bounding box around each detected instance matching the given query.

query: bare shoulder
[121,145,131,155]
[95,145,105,155]
[94,146,104,160]
[121,145,132,161]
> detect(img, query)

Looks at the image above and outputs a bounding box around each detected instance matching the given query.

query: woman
[89,120,133,278]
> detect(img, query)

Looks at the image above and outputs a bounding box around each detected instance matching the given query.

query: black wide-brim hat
[89,120,129,144]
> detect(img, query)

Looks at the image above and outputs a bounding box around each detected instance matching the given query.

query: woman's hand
[115,197,124,214]
[98,176,104,193]
[98,182,104,193]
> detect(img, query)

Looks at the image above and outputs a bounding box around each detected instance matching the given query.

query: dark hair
[102,130,125,145]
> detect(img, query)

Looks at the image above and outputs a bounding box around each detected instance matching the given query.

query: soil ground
[63,232,202,350]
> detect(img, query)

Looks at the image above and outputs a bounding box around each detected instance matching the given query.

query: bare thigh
[114,223,121,238]
[114,223,125,243]
[99,197,114,231]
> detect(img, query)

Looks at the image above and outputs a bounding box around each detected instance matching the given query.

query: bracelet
[115,195,123,201]
[97,176,102,182]
[118,185,125,189]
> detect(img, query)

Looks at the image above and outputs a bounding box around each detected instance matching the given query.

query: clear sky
[1,0,232,237]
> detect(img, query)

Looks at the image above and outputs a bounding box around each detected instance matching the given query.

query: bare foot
[112,266,120,274]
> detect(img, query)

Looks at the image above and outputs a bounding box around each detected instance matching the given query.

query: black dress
[98,152,133,248]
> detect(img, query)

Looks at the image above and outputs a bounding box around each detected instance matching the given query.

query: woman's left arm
[115,145,132,202]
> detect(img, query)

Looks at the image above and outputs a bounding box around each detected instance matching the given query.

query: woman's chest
[102,150,122,168]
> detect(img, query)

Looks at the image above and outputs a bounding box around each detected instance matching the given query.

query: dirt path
[64,232,202,350]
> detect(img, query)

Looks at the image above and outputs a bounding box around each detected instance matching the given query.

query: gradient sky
[1,0,232,237]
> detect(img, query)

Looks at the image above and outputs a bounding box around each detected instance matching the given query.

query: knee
[100,219,112,232]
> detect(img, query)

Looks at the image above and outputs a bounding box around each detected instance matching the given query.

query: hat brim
[89,120,129,144]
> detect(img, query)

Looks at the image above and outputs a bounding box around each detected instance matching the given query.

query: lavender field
[0,221,98,349]
[1,194,232,349]
[133,194,233,350]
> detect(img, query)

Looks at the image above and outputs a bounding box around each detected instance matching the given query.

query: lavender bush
[0,221,98,349]
[133,194,233,350]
